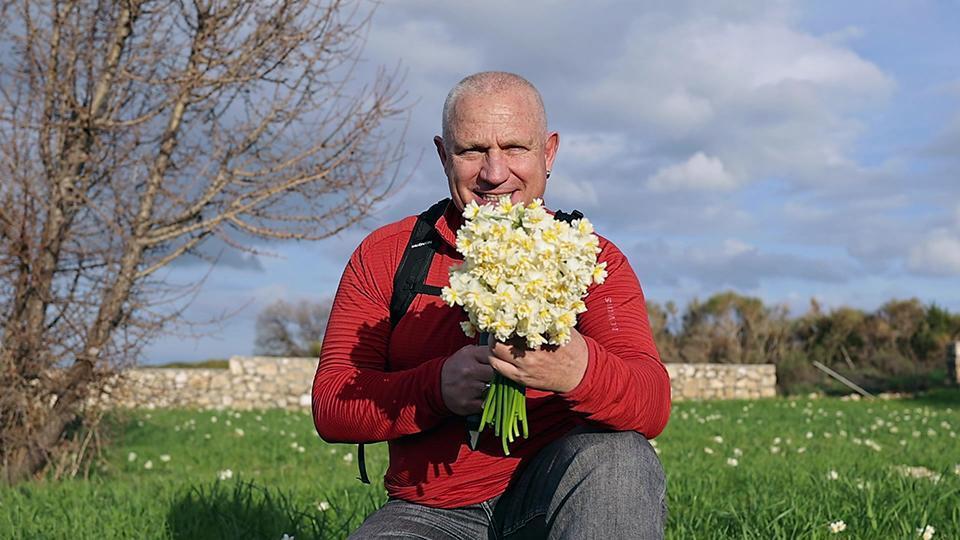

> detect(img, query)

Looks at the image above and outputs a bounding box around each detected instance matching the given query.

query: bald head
[441,72,547,147]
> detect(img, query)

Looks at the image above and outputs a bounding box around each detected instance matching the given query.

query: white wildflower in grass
[895,465,942,483]
[703,447,714,455]
[733,448,743,457]
[726,458,738,467]
[864,439,882,452]
[143,460,153,470]
[234,428,245,437]
[290,442,299,449]
[954,464,960,477]
[442,198,606,455]
[210,416,218,423]
[826,470,839,481]
[317,501,331,512]
[280,534,294,540]
[712,436,723,444]
[297,445,305,453]
[797,447,807,454]
[217,469,233,481]
[769,446,781,454]
[773,437,782,445]
[127,452,137,462]
[160,454,171,463]
[806,431,814,439]
[828,520,847,533]
[137,421,144,427]
[917,525,935,539]
[342,453,353,463]
[204,434,211,440]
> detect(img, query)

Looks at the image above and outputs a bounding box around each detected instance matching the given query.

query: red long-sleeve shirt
[313,201,671,508]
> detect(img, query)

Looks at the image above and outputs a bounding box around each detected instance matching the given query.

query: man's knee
[553,429,664,486]
[515,429,666,538]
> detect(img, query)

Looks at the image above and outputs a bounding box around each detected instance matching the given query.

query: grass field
[2,391,959,539]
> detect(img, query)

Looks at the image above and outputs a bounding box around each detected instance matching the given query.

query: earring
[546,170,551,179]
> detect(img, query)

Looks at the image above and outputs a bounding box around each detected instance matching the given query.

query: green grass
[2,391,959,539]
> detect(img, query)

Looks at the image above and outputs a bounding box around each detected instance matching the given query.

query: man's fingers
[489,356,523,384]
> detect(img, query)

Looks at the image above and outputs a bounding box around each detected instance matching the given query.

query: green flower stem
[479,372,529,456]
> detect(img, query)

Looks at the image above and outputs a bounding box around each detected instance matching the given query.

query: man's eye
[505,146,528,154]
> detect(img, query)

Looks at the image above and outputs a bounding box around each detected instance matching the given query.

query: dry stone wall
[666,363,776,400]
[102,356,778,410]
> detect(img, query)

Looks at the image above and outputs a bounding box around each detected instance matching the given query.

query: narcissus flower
[442,198,605,347]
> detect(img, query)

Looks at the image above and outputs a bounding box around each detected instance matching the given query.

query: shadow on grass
[167,479,378,540]
[907,387,960,408]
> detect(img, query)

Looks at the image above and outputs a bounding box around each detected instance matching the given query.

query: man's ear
[544,131,559,172]
[434,136,448,169]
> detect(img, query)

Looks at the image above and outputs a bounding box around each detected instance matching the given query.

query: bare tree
[0,0,406,483]
[254,297,332,358]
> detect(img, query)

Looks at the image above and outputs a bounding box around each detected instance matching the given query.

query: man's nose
[479,151,509,185]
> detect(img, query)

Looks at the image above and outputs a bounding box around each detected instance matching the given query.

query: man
[313,72,671,539]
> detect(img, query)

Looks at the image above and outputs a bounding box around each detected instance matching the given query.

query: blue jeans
[349,428,667,539]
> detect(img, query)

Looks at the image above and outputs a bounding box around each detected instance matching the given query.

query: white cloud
[546,172,599,208]
[365,20,482,77]
[630,238,855,290]
[647,152,737,192]
[559,132,627,165]
[908,230,960,276]
[585,17,893,189]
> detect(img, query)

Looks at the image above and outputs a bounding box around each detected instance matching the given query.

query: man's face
[435,89,559,211]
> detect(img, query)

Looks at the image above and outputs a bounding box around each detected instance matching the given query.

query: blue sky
[143,1,960,364]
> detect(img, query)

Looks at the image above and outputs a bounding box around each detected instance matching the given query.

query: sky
[143,0,960,364]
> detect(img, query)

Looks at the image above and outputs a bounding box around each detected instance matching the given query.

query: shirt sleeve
[312,233,453,444]
[559,240,672,438]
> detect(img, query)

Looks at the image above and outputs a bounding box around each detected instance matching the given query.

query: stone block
[948,342,960,385]
[257,362,279,376]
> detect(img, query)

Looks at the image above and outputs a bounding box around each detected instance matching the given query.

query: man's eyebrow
[454,140,487,151]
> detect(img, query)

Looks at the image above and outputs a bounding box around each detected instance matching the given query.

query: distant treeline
[647,292,960,394]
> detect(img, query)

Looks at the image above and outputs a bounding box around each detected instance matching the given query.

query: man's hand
[487,329,588,393]
[441,345,496,416]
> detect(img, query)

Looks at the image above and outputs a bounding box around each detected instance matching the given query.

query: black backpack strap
[554,209,583,224]
[356,198,450,485]
[389,198,450,328]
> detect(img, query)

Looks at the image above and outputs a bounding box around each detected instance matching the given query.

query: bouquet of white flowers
[441,197,607,454]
